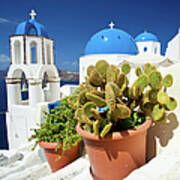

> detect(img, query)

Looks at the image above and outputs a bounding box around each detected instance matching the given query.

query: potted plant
[68,60,177,180]
[29,94,82,172]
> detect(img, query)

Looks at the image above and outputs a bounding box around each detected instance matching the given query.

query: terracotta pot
[76,118,152,180]
[39,141,80,172]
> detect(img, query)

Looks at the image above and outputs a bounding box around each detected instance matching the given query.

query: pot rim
[39,141,60,149]
[76,117,152,141]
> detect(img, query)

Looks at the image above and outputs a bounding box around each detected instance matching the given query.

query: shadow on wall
[146,113,178,161]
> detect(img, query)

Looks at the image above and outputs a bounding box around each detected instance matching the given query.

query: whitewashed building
[80,22,179,83]
[6,10,60,149]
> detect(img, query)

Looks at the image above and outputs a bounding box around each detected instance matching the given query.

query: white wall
[136,41,161,55]
[165,31,180,61]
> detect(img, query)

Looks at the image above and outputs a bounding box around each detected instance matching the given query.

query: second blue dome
[85,28,138,55]
[135,32,159,42]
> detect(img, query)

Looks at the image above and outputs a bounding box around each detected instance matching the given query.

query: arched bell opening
[20,72,29,105]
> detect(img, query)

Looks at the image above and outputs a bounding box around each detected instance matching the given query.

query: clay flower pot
[76,117,152,180]
[39,141,80,172]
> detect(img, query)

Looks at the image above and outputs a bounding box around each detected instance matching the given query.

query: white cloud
[0,17,18,25]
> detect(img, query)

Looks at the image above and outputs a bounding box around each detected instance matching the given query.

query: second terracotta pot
[39,141,80,172]
[76,118,152,180]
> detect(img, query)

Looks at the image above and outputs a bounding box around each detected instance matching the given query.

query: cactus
[121,63,131,75]
[89,68,104,87]
[87,65,95,77]
[86,92,106,107]
[95,60,109,79]
[100,122,112,137]
[70,60,177,137]
[149,71,162,90]
[162,74,173,88]
[137,74,149,89]
[106,65,119,83]
[93,120,100,136]
[135,67,142,76]
[157,91,169,105]
[152,104,165,121]
[105,82,116,112]
[149,89,158,104]
[165,97,177,111]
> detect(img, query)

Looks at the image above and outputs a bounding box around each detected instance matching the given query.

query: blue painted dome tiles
[15,19,48,38]
[135,32,159,42]
[85,28,138,55]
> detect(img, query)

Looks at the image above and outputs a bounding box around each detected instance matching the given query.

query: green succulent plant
[29,95,82,160]
[68,60,177,137]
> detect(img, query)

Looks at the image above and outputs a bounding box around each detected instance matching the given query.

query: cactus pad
[87,65,95,77]
[112,104,131,120]
[100,122,112,137]
[105,83,116,112]
[86,92,106,107]
[93,120,100,136]
[121,63,131,75]
[137,74,149,89]
[152,104,165,121]
[149,71,162,90]
[117,73,126,88]
[165,97,177,111]
[135,67,142,76]
[90,68,103,87]
[149,89,158,104]
[82,102,96,119]
[157,91,169,104]
[106,65,118,83]
[162,74,173,88]
[95,60,109,79]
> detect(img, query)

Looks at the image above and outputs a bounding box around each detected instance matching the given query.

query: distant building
[80,22,179,83]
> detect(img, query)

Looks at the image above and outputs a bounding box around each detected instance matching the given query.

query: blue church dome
[15,11,48,38]
[135,32,159,42]
[84,28,138,55]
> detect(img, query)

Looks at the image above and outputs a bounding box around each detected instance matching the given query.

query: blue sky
[0,0,180,71]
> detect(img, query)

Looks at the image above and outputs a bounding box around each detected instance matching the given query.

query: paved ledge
[1,143,180,180]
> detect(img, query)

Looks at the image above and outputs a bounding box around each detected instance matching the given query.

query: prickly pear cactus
[69,60,177,137]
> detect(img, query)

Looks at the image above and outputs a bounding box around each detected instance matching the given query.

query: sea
[0,78,79,149]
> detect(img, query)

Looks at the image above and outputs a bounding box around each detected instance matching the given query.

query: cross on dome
[109,21,115,29]
[30,9,37,20]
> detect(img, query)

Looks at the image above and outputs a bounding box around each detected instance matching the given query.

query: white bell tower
[6,10,60,149]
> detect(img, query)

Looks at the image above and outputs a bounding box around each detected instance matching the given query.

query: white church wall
[136,41,160,55]
[6,105,36,149]
[43,38,54,65]
[165,31,180,61]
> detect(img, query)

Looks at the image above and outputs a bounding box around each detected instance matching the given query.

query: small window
[30,41,37,64]
[14,41,21,64]
[144,47,147,52]
[28,26,37,36]
[154,47,157,54]
[47,44,51,64]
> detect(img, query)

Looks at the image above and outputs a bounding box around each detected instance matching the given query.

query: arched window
[21,72,29,104]
[144,47,147,52]
[30,41,37,64]
[154,47,157,54]
[14,41,21,64]
[27,26,37,36]
[46,44,51,64]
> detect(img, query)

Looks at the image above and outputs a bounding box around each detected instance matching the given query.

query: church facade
[80,22,180,83]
